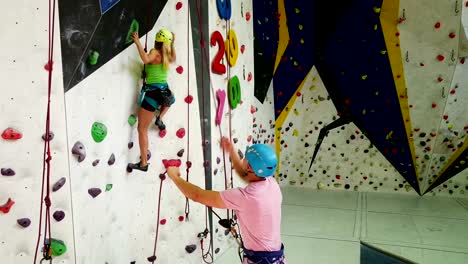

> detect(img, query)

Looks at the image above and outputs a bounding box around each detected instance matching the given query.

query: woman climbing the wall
[128,29,177,172]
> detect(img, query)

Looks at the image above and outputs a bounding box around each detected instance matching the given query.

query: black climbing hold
[185,244,197,254]
[159,173,166,180]
[17,218,31,228]
[147,255,157,262]
[420,141,426,147]
[128,142,134,149]
[52,177,66,192]
[345,184,350,189]
[238,150,244,159]
[108,153,115,165]
[130,262,136,264]
[233,138,238,143]
[42,131,54,141]
[53,211,65,222]
[215,248,220,254]
[92,159,100,166]
[224,229,230,236]
[288,122,293,127]
[177,149,185,157]
[88,188,102,198]
[305,143,310,147]
[71,141,86,162]
[420,132,427,137]
[214,169,218,175]
[216,157,221,164]
[1,168,15,176]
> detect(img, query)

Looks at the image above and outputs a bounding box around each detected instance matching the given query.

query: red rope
[185,0,191,221]
[34,0,56,261]
[150,172,165,263]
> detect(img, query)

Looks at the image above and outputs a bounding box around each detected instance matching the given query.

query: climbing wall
[0,1,75,263]
[64,1,212,263]
[207,0,259,260]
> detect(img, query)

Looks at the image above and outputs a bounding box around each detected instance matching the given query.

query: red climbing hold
[176,66,184,74]
[250,105,256,114]
[449,33,456,39]
[178,216,184,222]
[443,115,448,120]
[398,17,406,24]
[186,161,192,169]
[432,103,437,108]
[176,128,185,138]
[434,22,441,29]
[248,72,252,82]
[44,61,53,71]
[241,45,245,54]
[466,1,468,7]
[437,55,445,61]
[159,129,167,138]
[345,99,351,105]
[437,77,444,82]
[160,219,167,225]
[461,58,465,64]
[184,95,193,104]
[395,32,400,37]
[277,91,283,97]
[246,12,251,21]
[336,175,341,180]
[176,2,183,10]
[2,128,22,140]
[450,89,456,95]
[162,159,182,168]
[0,198,15,214]
[296,92,302,96]
[247,135,252,142]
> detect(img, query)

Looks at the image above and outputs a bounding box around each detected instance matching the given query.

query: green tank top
[145,64,168,84]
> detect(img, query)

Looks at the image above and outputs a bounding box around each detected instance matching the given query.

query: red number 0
[211,31,226,74]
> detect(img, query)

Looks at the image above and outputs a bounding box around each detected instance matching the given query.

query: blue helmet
[245,144,278,177]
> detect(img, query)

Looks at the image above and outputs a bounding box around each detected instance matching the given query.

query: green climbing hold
[440,156,446,162]
[106,184,113,191]
[91,122,107,143]
[128,114,137,126]
[47,238,67,256]
[424,154,430,160]
[88,51,99,65]
[126,19,139,44]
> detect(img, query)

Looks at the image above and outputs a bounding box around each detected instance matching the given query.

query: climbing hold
[108,153,116,165]
[178,215,184,222]
[159,129,167,138]
[71,141,86,162]
[246,12,251,21]
[238,150,244,159]
[176,66,184,74]
[214,169,218,175]
[160,219,167,225]
[373,7,381,13]
[176,2,183,10]
[88,188,102,198]
[53,211,65,222]
[1,168,15,176]
[52,177,66,192]
[17,218,31,228]
[240,45,245,54]
[44,61,53,71]
[186,161,192,168]
[0,198,14,213]
[176,128,186,138]
[233,138,238,143]
[317,182,325,189]
[247,72,252,82]
[91,122,107,143]
[92,159,100,166]
[125,19,139,44]
[293,130,299,136]
[159,173,166,180]
[298,24,303,30]
[361,75,368,80]
[177,149,185,157]
[250,105,256,114]
[184,95,193,104]
[215,248,220,254]
[42,131,54,141]
[185,244,197,253]
[449,33,456,39]
[128,115,137,126]
[128,142,134,149]
[437,55,445,61]
[2,128,22,140]
[162,159,182,168]
[434,22,441,29]
[87,51,99,65]
[147,256,157,262]
[147,150,152,161]
[247,135,252,142]
[47,238,67,256]
[106,184,113,191]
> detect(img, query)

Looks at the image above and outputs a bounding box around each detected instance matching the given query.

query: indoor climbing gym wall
[1,0,264,263]
[254,0,468,197]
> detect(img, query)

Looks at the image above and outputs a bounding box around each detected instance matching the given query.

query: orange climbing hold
[2,128,22,140]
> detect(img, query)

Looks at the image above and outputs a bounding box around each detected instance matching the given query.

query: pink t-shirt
[220,177,283,258]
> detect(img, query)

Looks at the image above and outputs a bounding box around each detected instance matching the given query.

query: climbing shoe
[155,117,166,130]
[127,161,149,172]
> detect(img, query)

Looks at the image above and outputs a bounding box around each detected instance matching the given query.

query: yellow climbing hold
[300,38,304,44]
[374,25,378,31]
[295,8,300,13]
[298,24,303,30]
[294,109,299,115]
[362,75,368,80]
[386,131,394,140]
[293,129,299,136]
[448,124,454,130]
[294,61,298,66]
[380,50,387,55]
[310,85,316,91]
[461,160,466,165]
[373,7,381,13]
[314,99,319,104]
[362,109,367,115]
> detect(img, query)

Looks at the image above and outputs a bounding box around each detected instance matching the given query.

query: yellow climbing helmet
[155,29,173,43]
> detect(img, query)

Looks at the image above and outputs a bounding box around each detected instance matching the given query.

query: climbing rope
[185,0,191,221]
[34,0,56,262]
[148,171,166,263]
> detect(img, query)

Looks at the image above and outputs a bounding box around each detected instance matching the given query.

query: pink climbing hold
[162,159,182,168]
[176,128,186,138]
[176,1,183,10]
[241,45,245,54]
[44,61,53,71]
[250,105,256,114]
[179,215,184,222]
[159,129,167,138]
[186,161,192,169]
[2,128,22,140]
[176,66,184,74]
[0,198,14,214]
[248,72,252,82]
[184,95,193,104]
[160,219,167,225]
[247,135,252,142]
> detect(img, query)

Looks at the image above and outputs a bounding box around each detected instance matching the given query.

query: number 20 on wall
[210,30,238,74]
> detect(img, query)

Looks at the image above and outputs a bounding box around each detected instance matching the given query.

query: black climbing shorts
[140,86,176,112]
